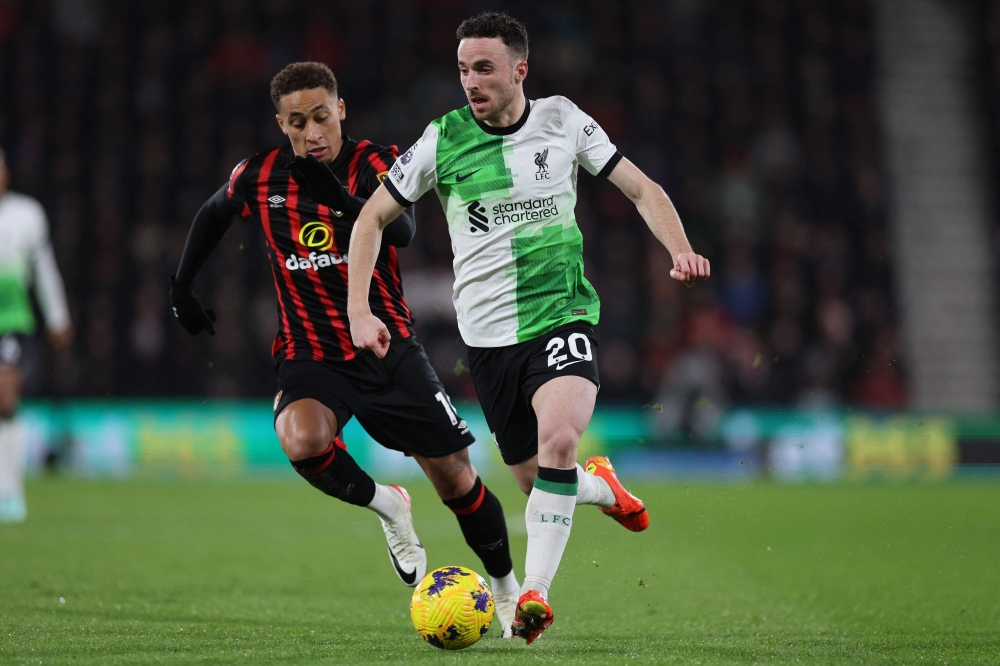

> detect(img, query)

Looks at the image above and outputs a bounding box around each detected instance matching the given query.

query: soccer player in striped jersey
[170,63,520,630]
[343,14,710,643]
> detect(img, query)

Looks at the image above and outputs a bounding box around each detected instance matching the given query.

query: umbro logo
[268,195,286,208]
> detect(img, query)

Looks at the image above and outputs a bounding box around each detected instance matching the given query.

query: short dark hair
[456,11,529,61]
[270,62,338,111]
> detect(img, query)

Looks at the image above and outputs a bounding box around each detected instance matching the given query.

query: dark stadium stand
[977,0,1000,300]
[0,0,902,408]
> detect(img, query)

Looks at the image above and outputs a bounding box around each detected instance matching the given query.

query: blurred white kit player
[0,149,71,523]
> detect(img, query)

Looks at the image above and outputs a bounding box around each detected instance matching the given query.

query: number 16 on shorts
[435,390,470,434]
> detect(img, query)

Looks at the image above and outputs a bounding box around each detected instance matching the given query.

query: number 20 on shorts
[546,333,592,370]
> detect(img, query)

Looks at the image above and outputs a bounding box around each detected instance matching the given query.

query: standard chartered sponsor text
[285,251,348,271]
[491,196,559,225]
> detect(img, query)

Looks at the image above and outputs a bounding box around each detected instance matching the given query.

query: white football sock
[491,569,520,638]
[490,569,519,598]
[367,483,405,522]
[0,417,24,499]
[521,473,577,599]
[574,463,615,508]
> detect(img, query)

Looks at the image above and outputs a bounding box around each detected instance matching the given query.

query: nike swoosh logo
[555,360,584,370]
[388,547,418,585]
[456,169,481,182]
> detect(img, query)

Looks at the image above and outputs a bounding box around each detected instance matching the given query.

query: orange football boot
[511,590,554,645]
[585,455,649,532]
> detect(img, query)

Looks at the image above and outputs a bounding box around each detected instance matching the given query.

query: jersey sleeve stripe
[371,264,410,338]
[366,149,392,174]
[347,140,371,195]
[227,159,249,197]
[385,246,412,322]
[383,178,414,207]
[228,160,253,219]
[596,151,624,178]
[255,149,296,359]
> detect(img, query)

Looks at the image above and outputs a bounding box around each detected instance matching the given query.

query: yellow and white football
[410,565,494,650]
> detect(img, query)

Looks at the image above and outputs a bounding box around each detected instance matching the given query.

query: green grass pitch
[1,477,998,664]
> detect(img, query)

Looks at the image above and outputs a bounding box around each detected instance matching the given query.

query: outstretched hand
[669,252,711,287]
[169,275,217,336]
[350,311,391,358]
[286,155,362,219]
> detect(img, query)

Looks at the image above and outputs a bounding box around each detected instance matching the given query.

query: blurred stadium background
[2,0,1000,482]
[3,2,1000,664]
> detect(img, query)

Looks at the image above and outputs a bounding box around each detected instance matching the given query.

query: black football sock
[290,442,376,507]
[443,477,513,578]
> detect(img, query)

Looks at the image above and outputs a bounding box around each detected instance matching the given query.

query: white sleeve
[562,98,622,177]
[384,123,439,206]
[29,206,71,333]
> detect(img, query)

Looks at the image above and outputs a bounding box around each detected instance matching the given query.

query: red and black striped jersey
[224,137,412,363]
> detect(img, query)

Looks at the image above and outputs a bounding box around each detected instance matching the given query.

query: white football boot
[490,571,521,638]
[380,485,426,587]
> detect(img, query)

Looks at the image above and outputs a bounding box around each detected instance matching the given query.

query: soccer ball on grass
[410,565,494,649]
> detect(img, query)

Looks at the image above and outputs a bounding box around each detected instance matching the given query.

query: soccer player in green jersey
[0,148,73,522]
[344,12,709,643]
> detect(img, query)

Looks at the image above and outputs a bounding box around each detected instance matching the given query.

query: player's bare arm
[347,185,405,358]
[606,158,710,287]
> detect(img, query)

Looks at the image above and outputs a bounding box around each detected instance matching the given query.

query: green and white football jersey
[385,96,621,348]
[0,191,70,335]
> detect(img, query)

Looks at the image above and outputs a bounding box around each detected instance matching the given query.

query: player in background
[0,148,73,523]
[169,63,520,632]
[342,13,710,642]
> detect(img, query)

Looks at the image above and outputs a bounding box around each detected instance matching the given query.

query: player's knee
[279,429,329,462]
[537,424,581,462]
[426,452,477,499]
[434,476,473,501]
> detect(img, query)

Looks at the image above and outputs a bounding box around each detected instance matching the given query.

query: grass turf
[0,477,998,664]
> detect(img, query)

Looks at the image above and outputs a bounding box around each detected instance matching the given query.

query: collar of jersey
[473,99,531,136]
[326,135,357,173]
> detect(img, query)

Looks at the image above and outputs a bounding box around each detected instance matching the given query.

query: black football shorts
[467,322,600,466]
[274,335,474,458]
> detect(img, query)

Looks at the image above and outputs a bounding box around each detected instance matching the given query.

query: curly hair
[270,62,338,111]
[456,11,529,61]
